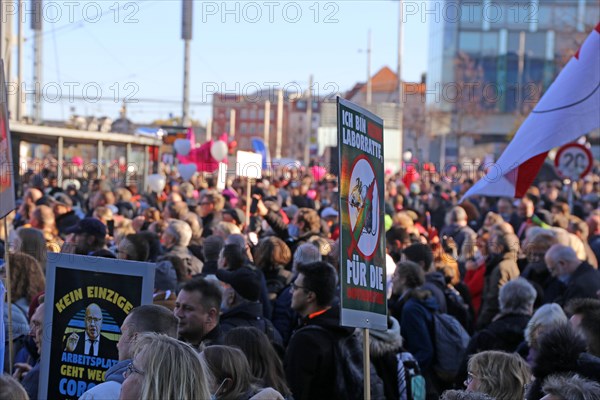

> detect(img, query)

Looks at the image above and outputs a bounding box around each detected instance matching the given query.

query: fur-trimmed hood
[358,317,403,358]
[533,324,586,379]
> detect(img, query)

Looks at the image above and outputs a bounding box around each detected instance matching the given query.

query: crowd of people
[1,166,600,400]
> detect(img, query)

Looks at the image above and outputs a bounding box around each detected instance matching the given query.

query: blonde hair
[468,351,531,400]
[201,345,257,400]
[114,219,135,245]
[0,374,29,400]
[133,333,211,400]
[93,206,113,222]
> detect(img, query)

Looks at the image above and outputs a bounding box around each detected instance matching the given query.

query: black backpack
[302,325,385,400]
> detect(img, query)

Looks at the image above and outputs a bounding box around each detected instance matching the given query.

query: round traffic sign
[554,143,594,180]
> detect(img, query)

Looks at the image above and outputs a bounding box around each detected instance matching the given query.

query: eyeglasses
[465,372,477,386]
[291,282,309,292]
[124,362,144,378]
[85,317,102,324]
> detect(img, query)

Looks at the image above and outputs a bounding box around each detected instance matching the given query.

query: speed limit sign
[554,143,594,180]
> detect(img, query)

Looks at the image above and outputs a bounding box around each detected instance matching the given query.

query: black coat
[554,262,600,307]
[284,305,355,400]
[458,313,530,385]
[56,211,81,237]
[220,301,283,347]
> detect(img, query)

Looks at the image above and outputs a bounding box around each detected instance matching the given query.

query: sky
[8,0,429,124]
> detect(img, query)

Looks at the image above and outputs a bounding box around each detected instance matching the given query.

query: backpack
[397,352,426,400]
[430,312,470,382]
[302,325,385,400]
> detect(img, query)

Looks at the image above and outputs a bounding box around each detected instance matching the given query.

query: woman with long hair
[119,333,211,400]
[391,260,442,399]
[5,253,45,308]
[224,327,291,398]
[202,345,284,400]
[252,236,292,301]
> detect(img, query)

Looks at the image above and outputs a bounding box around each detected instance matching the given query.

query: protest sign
[337,97,387,330]
[39,254,155,400]
[0,60,16,219]
[236,150,263,179]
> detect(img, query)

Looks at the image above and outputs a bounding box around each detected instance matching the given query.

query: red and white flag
[462,22,600,200]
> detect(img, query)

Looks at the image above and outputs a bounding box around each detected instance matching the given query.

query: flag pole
[246,177,252,228]
[3,216,13,374]
[363,327,371,400]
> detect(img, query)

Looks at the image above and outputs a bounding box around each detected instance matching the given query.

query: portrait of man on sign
[64,303,104,356]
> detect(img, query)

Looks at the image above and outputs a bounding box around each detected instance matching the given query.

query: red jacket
[464,262,485,318]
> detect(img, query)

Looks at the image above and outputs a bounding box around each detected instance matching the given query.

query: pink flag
[186,127,196,149]
[462,23,600,200]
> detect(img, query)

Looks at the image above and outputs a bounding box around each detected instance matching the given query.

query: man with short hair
[272,243,323,345]
[216,267,283,346]
[199,235,225,276]
[63,217,115,258]
[52,192,80,237]
[79,305,178,399]
[569,216,598,268]
[117,234,150,262]
[545,244,600,306]
[284,262,356,400]
[174,277,223,349]
[198,192,222,238]
[440,206,476,255]
[159,219,203,277]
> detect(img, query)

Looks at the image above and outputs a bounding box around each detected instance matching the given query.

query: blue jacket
[400,293,439,372]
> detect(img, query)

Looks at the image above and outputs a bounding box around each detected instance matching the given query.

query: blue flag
[251,138,270,169]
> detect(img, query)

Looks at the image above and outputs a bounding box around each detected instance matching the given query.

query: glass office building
[426,0,599,161]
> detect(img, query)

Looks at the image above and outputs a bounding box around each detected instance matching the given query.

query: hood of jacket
[533,324,587,379]
[104,359,129,384]
[221,300,263,321]
[414,293,440,312]
[360,316,403,357]
[425,271,447,288]
[249,387,285,400]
